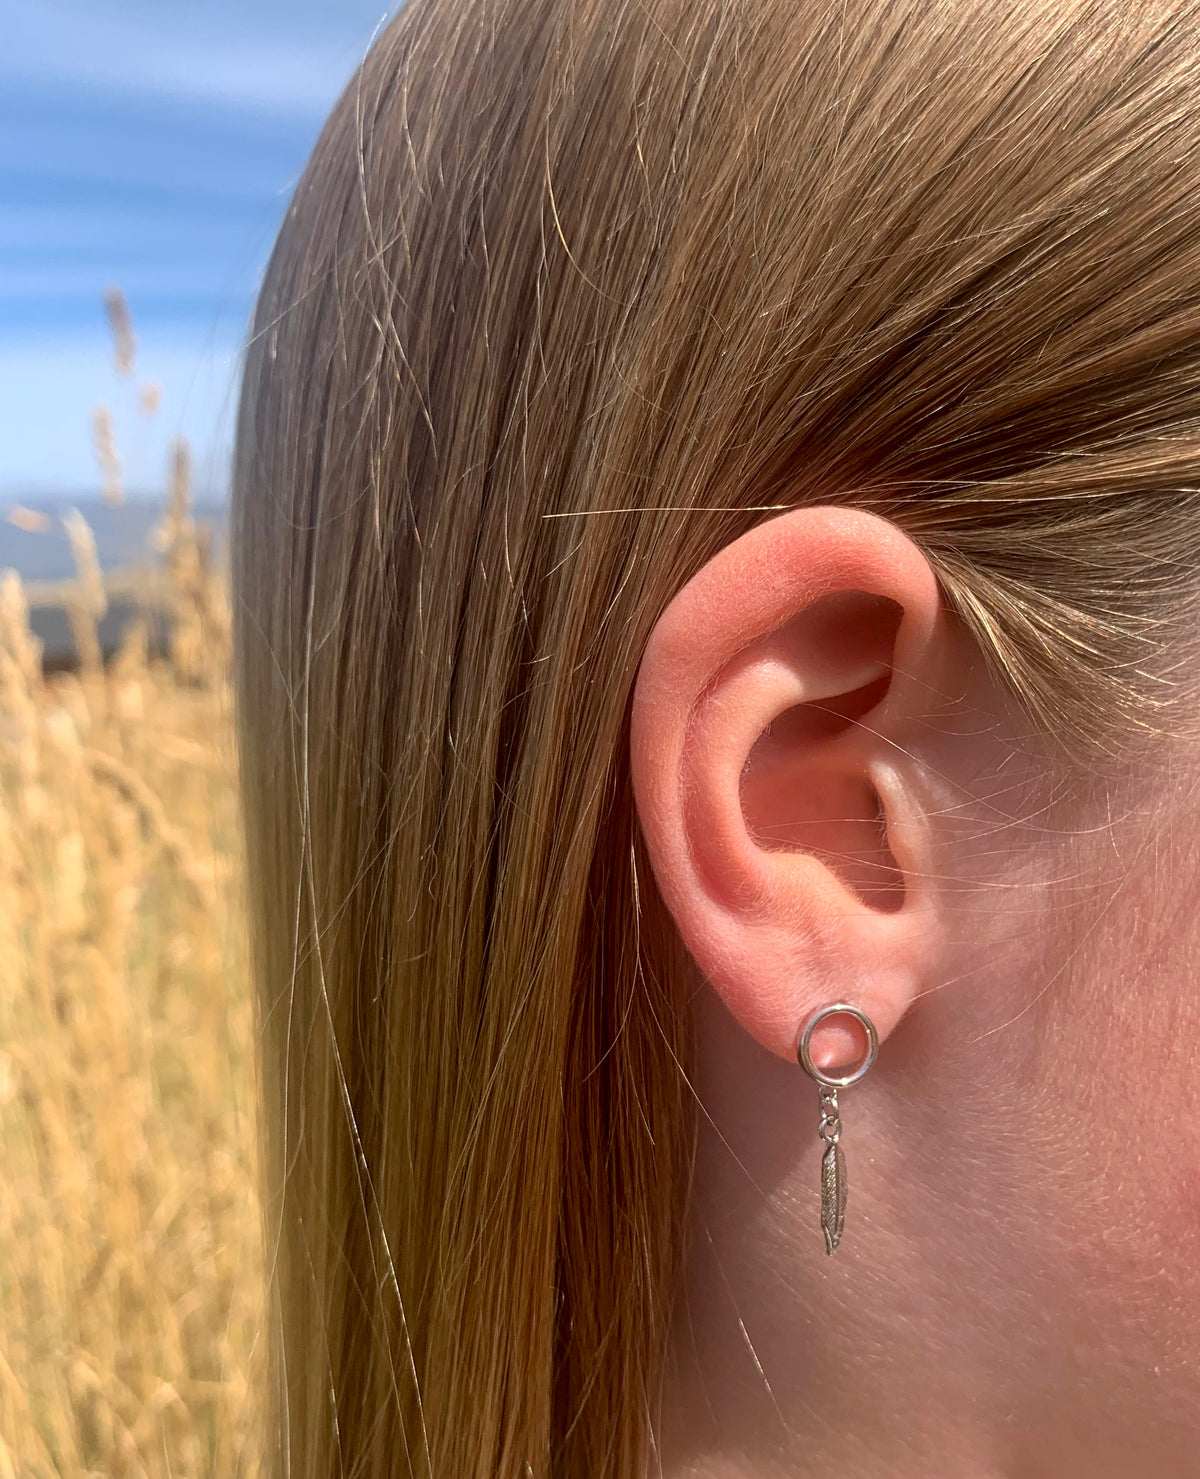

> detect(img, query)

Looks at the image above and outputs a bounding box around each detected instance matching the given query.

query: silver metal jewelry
[797,1002,878,1255]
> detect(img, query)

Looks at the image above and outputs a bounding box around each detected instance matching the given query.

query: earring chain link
[817,1084,842,1144]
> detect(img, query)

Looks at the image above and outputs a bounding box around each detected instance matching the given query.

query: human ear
[629,505,949,1066]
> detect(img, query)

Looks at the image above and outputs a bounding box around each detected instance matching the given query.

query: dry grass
[0,466,263,1477]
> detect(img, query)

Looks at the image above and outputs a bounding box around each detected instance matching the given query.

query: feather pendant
[820,1140,847,1255]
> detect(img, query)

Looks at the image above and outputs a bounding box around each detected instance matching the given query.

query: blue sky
[3,0,398,500]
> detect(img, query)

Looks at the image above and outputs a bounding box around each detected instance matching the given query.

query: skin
[630,507,1200,1479]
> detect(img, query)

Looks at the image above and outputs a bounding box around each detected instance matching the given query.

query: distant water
[0,492,228,583]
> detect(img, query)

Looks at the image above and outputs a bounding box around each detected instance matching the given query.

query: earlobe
[629,506,947,1064]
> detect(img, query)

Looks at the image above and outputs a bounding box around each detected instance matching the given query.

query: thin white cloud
[4,266,249,300]
[0,326,244,495]
[5,0,401,494]
[8,0,396,120]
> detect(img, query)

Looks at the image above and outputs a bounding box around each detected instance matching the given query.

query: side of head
[231,1,1200,1475]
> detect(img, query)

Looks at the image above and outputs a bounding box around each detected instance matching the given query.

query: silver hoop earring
[797,1002,878,1255]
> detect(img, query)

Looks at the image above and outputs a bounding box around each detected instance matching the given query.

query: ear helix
[797,1002,878,1254]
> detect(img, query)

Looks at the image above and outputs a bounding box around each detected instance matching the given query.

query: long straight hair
[232,1,1200,1474]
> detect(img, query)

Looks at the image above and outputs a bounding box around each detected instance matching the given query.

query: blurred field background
[3,9,397,1466]
[0,294,263,1478]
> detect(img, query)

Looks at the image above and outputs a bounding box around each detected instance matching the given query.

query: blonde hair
[231,1,1200,1473]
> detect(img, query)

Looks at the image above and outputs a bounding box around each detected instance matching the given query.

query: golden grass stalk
[61,508,108,675]
[0,479,262,1478]
[6,506,52,535]
[91,407,123,508]
[103,287,136,378]
[159,436,230,687]
[0,569,44,814]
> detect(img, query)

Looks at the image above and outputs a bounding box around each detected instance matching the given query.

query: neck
[653,1162,1009,1479]
[650,983,1005,1477]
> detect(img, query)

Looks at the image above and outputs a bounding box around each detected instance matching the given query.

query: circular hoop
[797,1002,878,1089]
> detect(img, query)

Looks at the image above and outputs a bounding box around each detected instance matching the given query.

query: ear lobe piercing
[798,1002,878,1254]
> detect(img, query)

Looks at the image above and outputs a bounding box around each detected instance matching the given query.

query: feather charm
[820,1140,847,1255]
[800,1003,878,1255]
